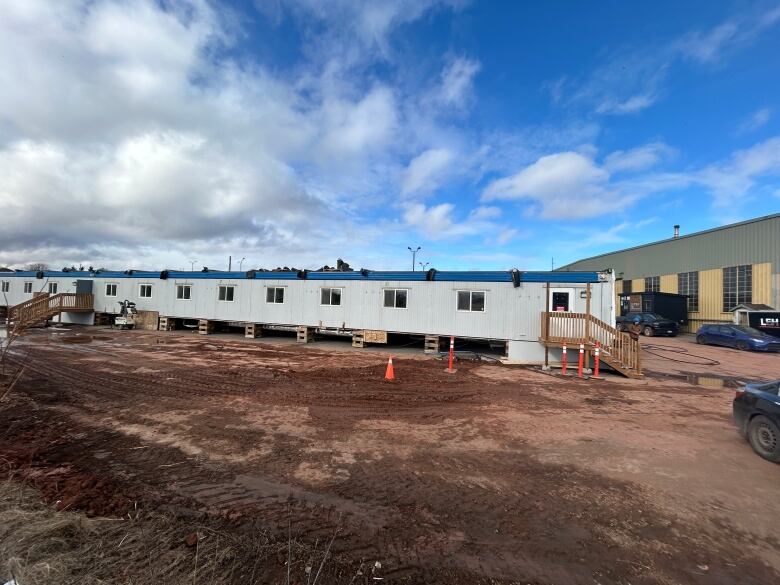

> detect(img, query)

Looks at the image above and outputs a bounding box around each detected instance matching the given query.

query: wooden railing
[540,311,642,377]
[8,293,94,329]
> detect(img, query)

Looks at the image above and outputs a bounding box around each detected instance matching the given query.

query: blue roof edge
[1,269,607,283]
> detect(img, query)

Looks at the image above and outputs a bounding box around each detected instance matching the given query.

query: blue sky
[1,0,779,271]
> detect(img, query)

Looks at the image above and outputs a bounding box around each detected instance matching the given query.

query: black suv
[615,312,679,337]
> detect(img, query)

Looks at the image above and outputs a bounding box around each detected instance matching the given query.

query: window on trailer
[24,282,33,294]
[383,289,408,308]
[457,290,485,312]
[723,265,751,312]
[266,287,285,304]
[218,285,235,302]
[48,282,58,294]
[139,284,152,298]
[106,283,117,297]
[321,288,342,306]
[1,281,8,293]
[176,284,191,300]
[623,279,632,294]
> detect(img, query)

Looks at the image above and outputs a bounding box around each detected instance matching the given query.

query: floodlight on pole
[189,259,198,271]
[238,257,246,271]
[407,246,421,271]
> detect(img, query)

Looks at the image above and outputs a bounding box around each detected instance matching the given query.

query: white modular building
[1,268,615,363]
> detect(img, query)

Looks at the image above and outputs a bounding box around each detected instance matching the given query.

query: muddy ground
[1,327,779,584]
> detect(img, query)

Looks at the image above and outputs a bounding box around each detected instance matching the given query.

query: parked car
[733,380,780,462]
[696,324,780,352]
[615,312,679,337]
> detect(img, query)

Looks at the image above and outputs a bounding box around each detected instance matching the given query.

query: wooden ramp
[540,312,643,379]
[7,293,94,330]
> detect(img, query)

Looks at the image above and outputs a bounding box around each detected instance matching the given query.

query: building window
[139,284,152,298]
[383,288,408,309]
[678,271,699,312]
[24,282,33,294]
[266,287,285,304]
[218,285,235,302]
[176,284,191,300]
[1,281,8,293]
[48,282,58,294]
[723,265,751,312]
[623,279,632,294]
[644,276,660,292]
[106,283,118,297]
[457,290,486,312]
[320,287,342,306]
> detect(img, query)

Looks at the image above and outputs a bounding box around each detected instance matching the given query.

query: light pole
[418,261,430,271]
[407,246,421,271]
[189,259,197,271]
[238,257,246,271]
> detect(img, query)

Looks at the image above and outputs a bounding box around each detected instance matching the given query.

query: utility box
[619,292,689,325]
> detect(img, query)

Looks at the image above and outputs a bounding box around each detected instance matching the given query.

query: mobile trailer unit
[0,269,614,363]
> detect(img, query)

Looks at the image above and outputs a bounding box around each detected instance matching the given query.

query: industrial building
[558,213,780,331]
[0,267,643,374]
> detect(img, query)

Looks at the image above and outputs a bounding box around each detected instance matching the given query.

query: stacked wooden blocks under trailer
[424,335,441,354]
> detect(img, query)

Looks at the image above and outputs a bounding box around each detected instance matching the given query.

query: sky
[1,0,780,272]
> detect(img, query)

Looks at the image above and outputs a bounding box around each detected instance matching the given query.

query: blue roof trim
[1,269,605,283]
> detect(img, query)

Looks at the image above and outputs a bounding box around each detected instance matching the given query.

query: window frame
[320,287,343,306]
[24,282,33,294]
[176,284,192,300]
[139,283,153,298]
[218,284,235,302]
[0,281,8,293]
[677,271,699,312]
[456,290,486,312]
[722,265,752,312]
[383,288,408,309]
[644,276,660,293]
[105,283,118,297]
[48,282,58,294]
[266,286,285,304]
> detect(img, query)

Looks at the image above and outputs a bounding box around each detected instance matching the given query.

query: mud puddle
[648,370,756,389]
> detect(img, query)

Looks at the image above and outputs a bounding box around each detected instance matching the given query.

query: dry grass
[0,482,356,585]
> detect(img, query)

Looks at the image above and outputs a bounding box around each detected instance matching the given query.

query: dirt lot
[1,327,779,584]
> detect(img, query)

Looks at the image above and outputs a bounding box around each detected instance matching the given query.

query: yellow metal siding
[754,262,772,306]
[632,278,644,293]
[660,274,677,294]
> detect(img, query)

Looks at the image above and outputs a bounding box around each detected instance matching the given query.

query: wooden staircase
[6,293,94,330]
[540,312,643,379]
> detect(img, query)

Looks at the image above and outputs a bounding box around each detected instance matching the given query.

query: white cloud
[402,201,506,240]
[556,6,780,117]
[401,148,455,195]
[604,142,675,173]
[437,56,481,107]
[737,107,772,134]
[677,7,780,65]
[696,136,780,206]
[482,151,623,218]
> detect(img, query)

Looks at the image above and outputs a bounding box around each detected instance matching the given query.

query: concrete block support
[245,323,262,339]
[198,319,214,335]
[352,331,365,348]
[297,326,313,343]
[159,316,175,331]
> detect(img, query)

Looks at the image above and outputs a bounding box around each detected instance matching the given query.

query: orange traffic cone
[384,356,395,381]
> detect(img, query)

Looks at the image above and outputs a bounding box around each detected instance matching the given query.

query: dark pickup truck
[615,312,679,337]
